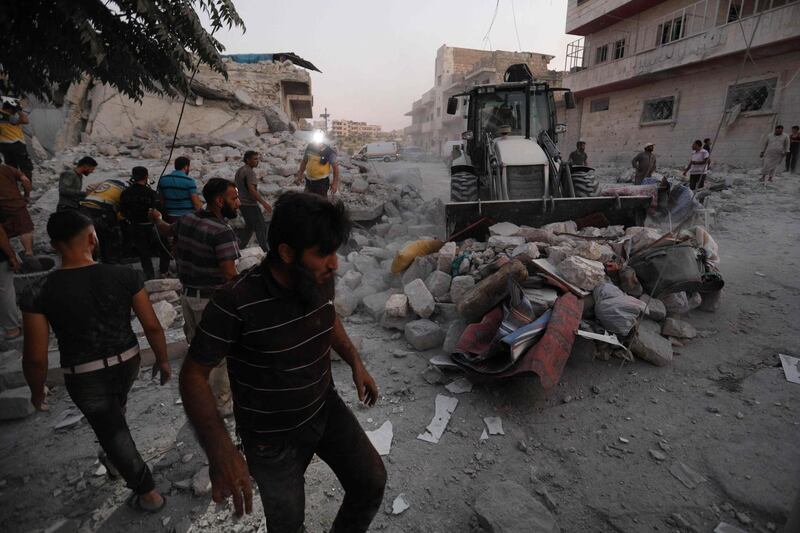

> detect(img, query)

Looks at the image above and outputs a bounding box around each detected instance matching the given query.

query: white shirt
[689,149,709,174]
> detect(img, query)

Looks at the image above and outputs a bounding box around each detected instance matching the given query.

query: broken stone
[401,255,436,287]
[351,178,369,194]
[662,291,690,315]
[424,270,452,298]
[437,241,457,272]
[630,320,673,367]
[557,256,606,291]
[150,300,177,330]
[457,261,528,321]
[489,222,521,237]
[669,461,707,489]
[445,377,473,394]
[484,417,505,435]
[362,291,393,320]
[519,227,554,244]
[0,386,35,420]
[334,290,361,317]
[511,242,539,260]
[443,320,468,354]
[417,394,458,443]
[474,481,558,533]
[148,290,179,304]
[649,449,667,461]
[573,241,604,262]
[640,295,667,322]
[404,320,444,351]
[144,278,182,293]
[192,466,212,496]
[404,279,435,319]
[542,220,577,234]
[392,493,410,515]
[487,235,526,249]
[661,317,697,339]
[618,267,643,297]
[384,294,409,318]
[422,365,446,385]
[365,421,393,456]
[339,270,363,291]
[546,245,572,267]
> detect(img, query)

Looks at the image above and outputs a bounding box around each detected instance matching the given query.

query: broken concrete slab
[362,291,393,320]
[487,235,526,249]
[557,256,606,291]
[424,270,452,298]
[417,394,458,444]
[489,222,521,237]
[474,481,558,533]
[484,416,505,436]
[144,278,182,293]
[0,386,35,420]
[366,421,393,456]
[404,279,435,319]
[640,295,667,322]
[384,294,409,318]
[437,241,457,272]
[630,319,673,367]
[449,275,475,306]
[661,317,697,339]
[404,320,444,351]
[401,255,436,287]
[445,377,473,394]
[392,493,410,515]
[511,242,539,260]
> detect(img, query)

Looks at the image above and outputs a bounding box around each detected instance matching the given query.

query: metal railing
[565,37,586,72]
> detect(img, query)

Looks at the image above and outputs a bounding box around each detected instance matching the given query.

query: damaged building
[561,0,800,167]
[404,46,561,156]
[22,54,317,157]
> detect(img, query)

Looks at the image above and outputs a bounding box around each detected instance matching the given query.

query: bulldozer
[444,64,651,239]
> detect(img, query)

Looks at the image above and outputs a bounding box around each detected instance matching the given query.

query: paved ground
[0,165,798,532]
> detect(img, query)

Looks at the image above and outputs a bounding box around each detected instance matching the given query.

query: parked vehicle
[353,141,399,162]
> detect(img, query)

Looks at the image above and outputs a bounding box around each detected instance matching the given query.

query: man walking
[787,125,799,174]
[296,131,340,197]
[151,178,241,414]
[180,192,385,532]
[0,208,22,341]
[58,156,98,211]
[759,125,790,182]
[682,140,710,190]
[120,166,170,280]
[79,178,128,264]
[157,156,203,221]
[632,142,657,185]
[235,151,272,251]
[0,97,33,181]
[21,209,171,513]
[568,141,588,167]
[0,156,34,257]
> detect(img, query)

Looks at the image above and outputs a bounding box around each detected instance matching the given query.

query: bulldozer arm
[445,196,652,240]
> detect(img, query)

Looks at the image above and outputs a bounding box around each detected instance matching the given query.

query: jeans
[130,223,170,279]
[241,389,386,533]
[0,261,20,333]
[304,177,330,198]
[64,355,155,495]
[238,205,269,252]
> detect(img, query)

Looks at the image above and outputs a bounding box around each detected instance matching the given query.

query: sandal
[126,493,167,514]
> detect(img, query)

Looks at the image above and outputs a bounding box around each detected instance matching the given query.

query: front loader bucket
[445,196,652,240]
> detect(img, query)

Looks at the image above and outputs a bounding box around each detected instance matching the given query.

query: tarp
[223,52,321,72]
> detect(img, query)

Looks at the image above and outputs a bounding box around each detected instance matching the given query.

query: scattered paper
[53,408,84,430]
[366,421,393,456]
[445,377,473,394]
[779,353,800,385]
[483,416,505,436]
[392,493,410,515]
[669,461,707,489]
[417,395,458,444]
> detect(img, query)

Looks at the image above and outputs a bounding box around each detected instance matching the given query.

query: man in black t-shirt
[21,210,172,513]
[120,166,170,279]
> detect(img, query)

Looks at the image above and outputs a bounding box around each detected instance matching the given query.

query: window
[641,96,676,123]
[613,39,626,59]
[725,78,777,112]
[595,45,608,64]
[437,75,442,86]
[590,98,610,112]
[657,15,686,45]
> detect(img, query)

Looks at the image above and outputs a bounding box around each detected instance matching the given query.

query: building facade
[561,0,800,168]
[331,119,382,139]
[404,46,558,156]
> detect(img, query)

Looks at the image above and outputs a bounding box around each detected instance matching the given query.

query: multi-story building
[561,0,800,168]
[405,46,558,156]
[331,119,382,139]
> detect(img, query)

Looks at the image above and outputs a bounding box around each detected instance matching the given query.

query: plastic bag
[593,282,646,336]
[390,239,443,273]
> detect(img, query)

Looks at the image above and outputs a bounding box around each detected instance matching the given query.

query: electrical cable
[511,0,523,52]
[482,0,501,50]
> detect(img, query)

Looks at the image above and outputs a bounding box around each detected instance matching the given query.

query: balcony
[566,0,663,35]
[563,0,800,95]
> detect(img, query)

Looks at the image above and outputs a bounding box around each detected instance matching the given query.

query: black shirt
[189,264,336,436]
[0,209,7,263]
[20,264,143,367]
[120,182,160,224]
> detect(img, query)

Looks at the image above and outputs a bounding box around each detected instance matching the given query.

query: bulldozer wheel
[450,171,478,202]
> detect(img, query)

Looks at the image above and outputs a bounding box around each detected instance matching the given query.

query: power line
[511,0,523,51]
[482,0,501,50]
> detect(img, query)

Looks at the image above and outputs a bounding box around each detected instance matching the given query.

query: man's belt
[63,346,139,375]
[183,286,216,299]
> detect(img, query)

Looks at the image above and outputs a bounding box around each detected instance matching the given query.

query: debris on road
[483,416,505,436]
[669,461,707,489]
[417,394,458,444]
[779,353,800,385]
[391,493,410,515]
[444,377,473,394]
[366,421,393,456]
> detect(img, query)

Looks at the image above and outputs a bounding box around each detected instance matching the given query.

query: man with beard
[151,178,241,414]
[179,192,386,532]
[58,156,98,211]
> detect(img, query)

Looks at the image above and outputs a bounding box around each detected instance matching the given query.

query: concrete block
[631,320,673,367]
[404,320,445,351]
[450,275,475,306]
[557,256,606,291]
[385,294,409,318]
[0,386,35,420]
[362,291,393,320]
[661,317,697,339]
[404,279,435,319]
[425,270,452,298]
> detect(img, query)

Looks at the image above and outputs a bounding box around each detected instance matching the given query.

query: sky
[207,0,572,131]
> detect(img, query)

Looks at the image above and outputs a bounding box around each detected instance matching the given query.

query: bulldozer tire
[450,171,478,202]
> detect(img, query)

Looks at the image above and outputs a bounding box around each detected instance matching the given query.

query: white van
[353,142,399,162]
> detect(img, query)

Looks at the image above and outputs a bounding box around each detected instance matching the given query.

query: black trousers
[240,389,386,533]
[80,206,121,264]
[130,223,170,279]
[64,355,155,495]
[304,177,330,198]
[787,143,799,173]
[0,141,33,179]
[238,204,269,252]
[689,173,706,190]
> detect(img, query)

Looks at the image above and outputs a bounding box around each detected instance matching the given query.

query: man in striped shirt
[180,192,385,532]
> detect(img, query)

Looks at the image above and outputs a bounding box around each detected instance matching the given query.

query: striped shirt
[174,210,240,289]
[157,170,197,217]
[188,264,336,436]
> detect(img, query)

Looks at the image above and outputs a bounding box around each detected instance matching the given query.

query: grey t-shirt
[235,165,258,206]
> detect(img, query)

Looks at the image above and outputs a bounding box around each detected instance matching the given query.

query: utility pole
[319,107,330,132]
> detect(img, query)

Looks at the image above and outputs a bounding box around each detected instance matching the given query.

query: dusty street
[0,159,798,533]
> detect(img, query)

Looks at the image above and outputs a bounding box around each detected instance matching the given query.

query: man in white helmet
[295,130,340,198]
